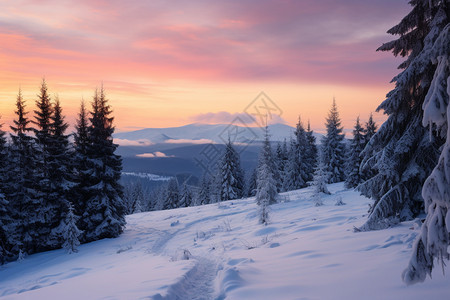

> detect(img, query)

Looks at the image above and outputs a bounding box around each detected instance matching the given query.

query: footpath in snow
[1,183,449,299]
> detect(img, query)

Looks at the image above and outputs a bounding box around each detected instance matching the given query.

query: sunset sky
[0,0,410,133]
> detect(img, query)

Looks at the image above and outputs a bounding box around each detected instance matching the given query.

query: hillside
[113,123,302,144]
[1,183,448,299]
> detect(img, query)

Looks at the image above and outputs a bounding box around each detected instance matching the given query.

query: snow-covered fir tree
[255,126,278,225]
[357,0,445,231]
[82,87,126,242]
[47,97,73,247]
[179,183,193,207]
[0,191,8,264]
[32,79,60,251]
[123,181,145,214]
[209,169,222,204]
[274,140,289,192]
[402,0,450,285]
[320,99,346,183]
[274,142,285,192]
[0,119,11,264]
[163,178,179,209]
[294,117,309,183]
[283,138,305,191]
[8,90,39,256]
[71,101,92,242]
[61,203,82,254]
[360,113,378,182]
[219,139,245,201]
[364,113,378,144]
[305,120,318,182]
[246,168,257,197]
[197,175,211,205]
[312,156,331,196]
[345,116,365,189]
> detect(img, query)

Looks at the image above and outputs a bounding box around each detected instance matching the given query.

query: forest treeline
[0,80,125,263]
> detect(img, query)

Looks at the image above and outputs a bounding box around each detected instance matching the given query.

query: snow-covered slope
[1,183,448,299]
[114,123,303,144]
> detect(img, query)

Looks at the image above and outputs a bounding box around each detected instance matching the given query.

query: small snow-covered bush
[335,197,346,206]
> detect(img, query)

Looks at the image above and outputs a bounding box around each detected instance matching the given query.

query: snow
[121,172,172,181]
[1,183,449,299]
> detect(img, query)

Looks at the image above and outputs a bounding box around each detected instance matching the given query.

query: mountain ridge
[114,123,323,145]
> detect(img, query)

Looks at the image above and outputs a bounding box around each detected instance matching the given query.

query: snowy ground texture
[1,183,449,299]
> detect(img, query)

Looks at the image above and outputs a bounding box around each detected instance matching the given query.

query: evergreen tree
[312,157,331,196]
[274,142,285,192]
[163,178,179,209]
[82,87,126,242]
[32,79,58,251]
[357,0,445,231]
[0,192,8,264]
[345,117,365,189]
[283,138,305,191]
[219,140,245,201]
[72,101,92,241]
[8,90,39,256]
[61,203,82,254]
[47,97,73,247]
[364,113,378,144]
[360,113,378,181]
[131,182,144,213]
[294,117,309,184]
[246,168,257,197]
[274,140,289,192]
[198,175,211,205]
[255,126,278,225]
[401,0,450,284]
[123,181,144,214]
[179,183,193,207]
[305,120,318,182]
[0,119,11,263]
[320,98,346,183]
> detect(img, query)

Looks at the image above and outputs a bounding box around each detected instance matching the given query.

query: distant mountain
[115,123,324,177]
[114,123,323,144]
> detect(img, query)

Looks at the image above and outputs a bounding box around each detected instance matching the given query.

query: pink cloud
[165,139,215,145]
[0,0,409,86]
[136,151,173,158]
[114,138,153,146]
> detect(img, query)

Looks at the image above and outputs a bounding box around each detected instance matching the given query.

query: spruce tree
[32,79,58,251]
[219,139,245,201]
[364,113,378,144]
[321,99,346,183]
[345,117,365,189]
[62,203,82,254]
[0,119,11,263]
[360,113,378,182]
[246,168,257,197]
[47,97,73,247]
[274,140,289,192]
[72,101,91,241]
[401,0,450,284]
[305,120,318,182]
[283,138,305,191]
[83,87,126,242]
[8,90,39,255]
[179,183,193,207]
[198,175,211,205]
[312,157,331,196]
[163,178,179,209]
[294,117,310,184]
[255,126,278,225]
[130,182,144,213]
[357,0,445,231]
